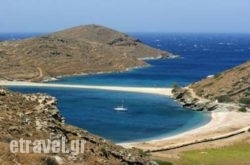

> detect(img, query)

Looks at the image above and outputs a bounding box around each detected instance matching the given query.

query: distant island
[0,24,171,82]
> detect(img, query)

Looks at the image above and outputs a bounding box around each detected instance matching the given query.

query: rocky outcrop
[172,61,250,112]
[172,88,218,111]
[0,88,157,165]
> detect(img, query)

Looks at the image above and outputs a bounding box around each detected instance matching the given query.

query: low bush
[216,95,232,103]
[202,82,214,87]
[155,160,173,165]
[138,149,150,156]
[172,82,180,89]
[239,97,250,106]
[239,107,247,112]
[214,73,222,79]
[42,156,58,165]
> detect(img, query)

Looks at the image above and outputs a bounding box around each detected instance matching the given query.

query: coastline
[118,85,250,151]
[116,111,211,144]
[41,63,150,83]
[119,104,250,152]
[1,80,249,153]
[41,55,179,83]
[138,54,179,60]
[0,81,173,97]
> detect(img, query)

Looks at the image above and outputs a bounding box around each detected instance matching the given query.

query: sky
[1,0,250,33]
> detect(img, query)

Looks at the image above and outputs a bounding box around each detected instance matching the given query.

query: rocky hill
[0,24,170,82]
[52,25,168,59]
[172,61,250,110]
[0,88,157,165]
[191,61,250,105]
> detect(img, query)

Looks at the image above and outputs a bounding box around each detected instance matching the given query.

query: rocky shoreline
[121,86,250,156]
[172,87,218,111]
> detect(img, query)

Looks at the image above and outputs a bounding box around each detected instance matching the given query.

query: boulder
[206,102,218,111]
[0,89,6,96]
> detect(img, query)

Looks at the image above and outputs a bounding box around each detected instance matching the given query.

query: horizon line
[1,31,250,35]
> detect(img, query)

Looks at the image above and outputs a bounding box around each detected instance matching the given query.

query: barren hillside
[191,61,250,105]
[0,25,170,82]
[0,88,156,165]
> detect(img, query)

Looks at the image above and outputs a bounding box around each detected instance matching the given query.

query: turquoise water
[3,33,250,143]
[9,86,210,143]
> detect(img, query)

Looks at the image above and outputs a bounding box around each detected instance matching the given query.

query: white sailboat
[114,101,127,111]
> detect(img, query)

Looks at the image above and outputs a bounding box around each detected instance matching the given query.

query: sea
[1,33,250,143]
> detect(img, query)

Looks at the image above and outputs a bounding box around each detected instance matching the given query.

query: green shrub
[100,148,109,158]
[202,82,214,87]
[238,66,247,71]
[172,82,180,89]
[216,95,232,103]
[244,89,250,96]
[239,97,250,105]
[155,160,174,165]
[214,73,222,80]
[172,82,181,93]
[197,89,204,96]
[42,156,58,165]
[239,107,247,112]
[138,149,150,156]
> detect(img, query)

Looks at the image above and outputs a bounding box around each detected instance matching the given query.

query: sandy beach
[119,107,250,152]
[0,81,173,97]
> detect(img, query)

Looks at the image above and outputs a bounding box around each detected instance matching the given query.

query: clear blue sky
[1,0,250,33]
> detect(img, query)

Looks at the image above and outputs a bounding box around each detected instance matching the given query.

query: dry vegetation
[191,61,250,105]
[0,88,156,165]
[0,24,169,82]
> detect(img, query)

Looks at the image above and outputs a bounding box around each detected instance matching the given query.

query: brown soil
[0,88,156,165]
[0,24,170,82]
[191,61,250,104]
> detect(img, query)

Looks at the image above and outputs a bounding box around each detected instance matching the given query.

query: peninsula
[0,24,171,82]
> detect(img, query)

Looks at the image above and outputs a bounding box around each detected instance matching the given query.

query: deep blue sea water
[9,86,210,142]
[1,33,250,142]
[49,33,250,87]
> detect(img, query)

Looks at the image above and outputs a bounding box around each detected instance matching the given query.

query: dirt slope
[0,24,170,82]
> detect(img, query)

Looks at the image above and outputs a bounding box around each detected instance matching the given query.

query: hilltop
[0,24,170,82]
[0,88,156,165]
[52,24,167,58]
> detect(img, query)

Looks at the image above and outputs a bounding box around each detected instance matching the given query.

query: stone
[0,89,6,96]
[206,102,218,111]
[8,126,20,131]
